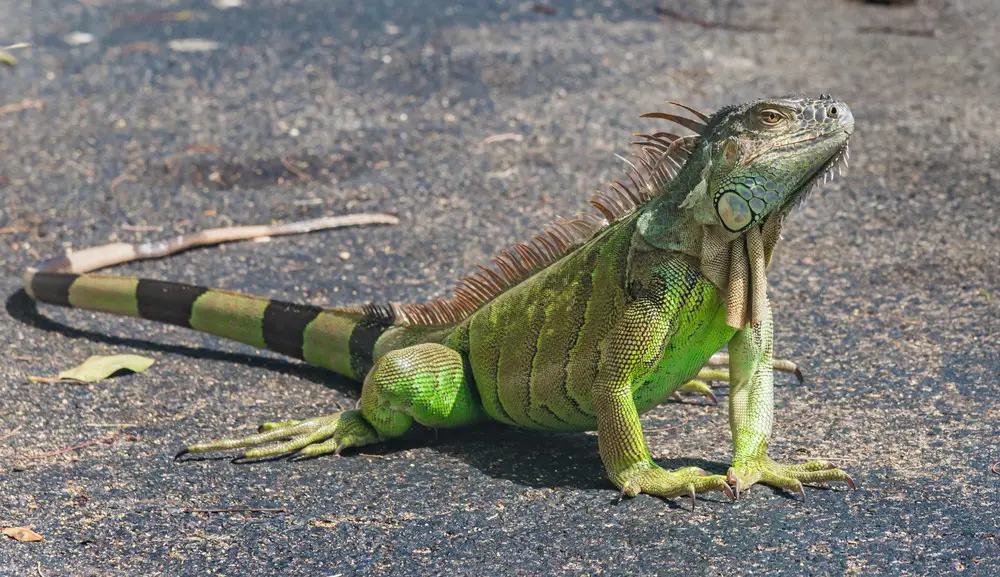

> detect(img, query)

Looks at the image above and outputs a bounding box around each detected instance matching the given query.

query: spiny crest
[358,101,710,326]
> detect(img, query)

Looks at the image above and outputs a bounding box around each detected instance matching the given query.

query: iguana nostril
[829,105,839,117]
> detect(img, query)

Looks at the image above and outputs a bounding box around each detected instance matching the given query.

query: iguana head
[692,95,854,232]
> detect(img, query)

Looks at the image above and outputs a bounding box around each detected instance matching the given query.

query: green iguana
[23,95,856,505]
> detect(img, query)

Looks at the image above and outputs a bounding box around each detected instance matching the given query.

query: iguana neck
[635,147,711,255]
[634,150,784,329]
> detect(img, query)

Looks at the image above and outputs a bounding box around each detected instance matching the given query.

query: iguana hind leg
[672,357,803,404]
[706,352,804,383]
[177,343,485,459]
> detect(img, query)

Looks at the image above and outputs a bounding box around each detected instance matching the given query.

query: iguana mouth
[743,128,850,167]
[782,137,852,210]
[811,138,852,187]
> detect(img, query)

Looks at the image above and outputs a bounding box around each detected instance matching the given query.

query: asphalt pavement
[0,0,997,575]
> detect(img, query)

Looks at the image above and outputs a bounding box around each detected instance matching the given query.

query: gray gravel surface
[1,0,998,575]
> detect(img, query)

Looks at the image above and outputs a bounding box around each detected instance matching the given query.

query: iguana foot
[726,457,855,499]
[705,353,805,384]
[175,410,380,460]
[670,379,717,404]
[615,462,735,508]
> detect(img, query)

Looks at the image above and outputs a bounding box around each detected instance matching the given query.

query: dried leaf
[2,527,43,542]
[0,42,31,66]
[56,355,156,383]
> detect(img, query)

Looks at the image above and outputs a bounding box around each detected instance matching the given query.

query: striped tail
[22,215,400,381]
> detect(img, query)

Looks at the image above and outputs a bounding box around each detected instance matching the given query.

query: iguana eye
[760,109,782,126]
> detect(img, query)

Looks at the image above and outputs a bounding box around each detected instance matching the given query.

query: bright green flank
[24,95,856,505]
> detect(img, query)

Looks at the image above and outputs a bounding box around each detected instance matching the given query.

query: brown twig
[65,159,96,178]
[857,25,935,38]
[185,144,221,154]
[281,157,312,181]
[0,225,30,235]
[177,507,287,515]
[643,424,681,433]
[654,6,774,33]
[991,461,999,476]
[0,99,44,118]
[852,0,916,5]
[482,133,524,144]
[0,425,23,445]
[121,223,164,232]
[109,173,137,197]
[23,432,120,459]
[117,42,158,55]
[164,144,221,172]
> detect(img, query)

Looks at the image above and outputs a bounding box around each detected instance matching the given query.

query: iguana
[23,95,856,505]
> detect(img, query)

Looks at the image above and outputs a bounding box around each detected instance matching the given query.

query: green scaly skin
[23,95,856,505]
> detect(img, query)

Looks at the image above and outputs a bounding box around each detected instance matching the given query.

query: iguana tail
[22,215,399,381]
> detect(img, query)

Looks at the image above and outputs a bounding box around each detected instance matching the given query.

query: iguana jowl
[24,95,856,504]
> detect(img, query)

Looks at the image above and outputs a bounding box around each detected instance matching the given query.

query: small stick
[31,213,399,274]
[23,432,119,459]
[0,99,44,117]
[857,25,934,38]
[109,173,137,197]
[280,157,312,181]
[654,6,774,33]
[177,507,287,514]
[482,133,523,144]
[0,425,23,445]
[120,224,163,232]
[643,424,681,433]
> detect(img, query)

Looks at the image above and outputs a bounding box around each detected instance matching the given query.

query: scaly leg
[176,343,485,459]
[595,300,734,507]
[671,357,804,404]
[725,303,854,498]
[707,352,804,383]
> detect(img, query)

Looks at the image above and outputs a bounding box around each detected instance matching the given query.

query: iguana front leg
[726,304,855,498]
[595,300,734,505]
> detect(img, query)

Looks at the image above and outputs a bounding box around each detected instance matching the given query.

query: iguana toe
[258,419,304,432]
[297,412,381,457]
[176,410,380,460]
[727,457,855,499]
[671,379,717,404]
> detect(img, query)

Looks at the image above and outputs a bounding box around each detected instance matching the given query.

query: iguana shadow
[368,424,731,498]
[7,288,730,498]
[5,288,348,391]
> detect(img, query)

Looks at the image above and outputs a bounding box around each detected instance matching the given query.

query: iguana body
[23,95,855,504]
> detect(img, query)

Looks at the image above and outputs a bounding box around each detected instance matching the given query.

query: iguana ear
[679,151,718,225]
